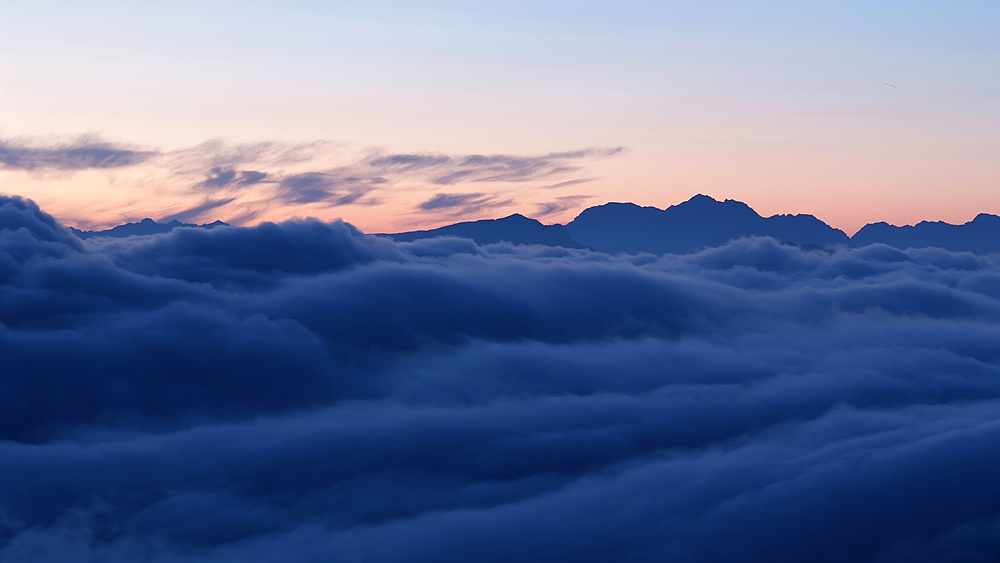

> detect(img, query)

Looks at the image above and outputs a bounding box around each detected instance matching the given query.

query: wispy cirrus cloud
[535,195,595,217]
[159,198,238,224]
[4,133,624,228]
[367,147,624,185]
[176,144,620,221]
[168,139,332,172]
[277,171,386,206]
[540,178,595,190]
[195,167,270,191]
[0,135,157,171]
[418,192,515,216]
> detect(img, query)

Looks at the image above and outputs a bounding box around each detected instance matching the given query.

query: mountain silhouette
[387,214,583,248]
[852,214,1000,254]
[71,218,229,239]
[80,197,1000,255]
[565,195,849,254]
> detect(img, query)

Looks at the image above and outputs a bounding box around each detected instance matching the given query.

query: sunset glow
[2,1,996,234]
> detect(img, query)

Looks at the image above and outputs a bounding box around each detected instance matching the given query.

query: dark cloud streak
[277,171,385,206]
[194,167,269,191]
[417,192,515,215]
[368,147,624,185]
[0,135,157,171]
[160,198,238,224]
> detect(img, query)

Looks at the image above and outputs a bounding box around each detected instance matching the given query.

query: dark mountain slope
[82,197,1000,256]
[71,218,229,239]
[566,195,849,254]
[852,213,1000,253]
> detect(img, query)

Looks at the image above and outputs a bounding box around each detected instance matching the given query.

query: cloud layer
[4,195,1000,561]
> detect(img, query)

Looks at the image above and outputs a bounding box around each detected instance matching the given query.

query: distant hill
[565,195,850,254]
[386,214,583,248]
[852,214,1000,254]
[71,218,229,239]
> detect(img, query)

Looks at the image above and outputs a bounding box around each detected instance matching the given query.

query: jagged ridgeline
[388,195,1000,255]
[70,195,1000,255]
[565,195,849,254]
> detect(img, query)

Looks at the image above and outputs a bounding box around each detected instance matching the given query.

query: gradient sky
[1,0,997,234]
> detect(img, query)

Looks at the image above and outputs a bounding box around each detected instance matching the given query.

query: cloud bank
[4,195,1000,561]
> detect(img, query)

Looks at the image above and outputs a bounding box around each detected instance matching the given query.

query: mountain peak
[567,195,847,254]
[972,213,1000,224]
[499,213,537,223]
[668,194,759,217]
[680,194,719,205]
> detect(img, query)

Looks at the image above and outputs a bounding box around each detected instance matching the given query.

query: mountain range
[74,195,1000,255]
[851,214,1000,254]
[70,217,229,239]
[390,194,1000,254]
[565,195,849,254]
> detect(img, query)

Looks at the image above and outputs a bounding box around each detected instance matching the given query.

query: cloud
[159,198,238,224]
[417,192,514,215]
[0,135,157,171]
[535,195,594,217]
[4,135,625,227]
[368,147,624,185]
[168,139,332,172]
[194,168,269,191]
[181,145,621,202]
[8,195,1000,561]
[365,153,451,171]
[540,178,595,190]
[277,171,385,206]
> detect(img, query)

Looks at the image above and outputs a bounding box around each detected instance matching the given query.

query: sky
[1,0,998,234]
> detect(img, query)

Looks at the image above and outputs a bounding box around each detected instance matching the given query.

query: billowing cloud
[0,135,157,171]
[6,195,1000,561]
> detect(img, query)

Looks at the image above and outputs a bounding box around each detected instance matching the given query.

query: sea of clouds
[4,195,1000,562]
